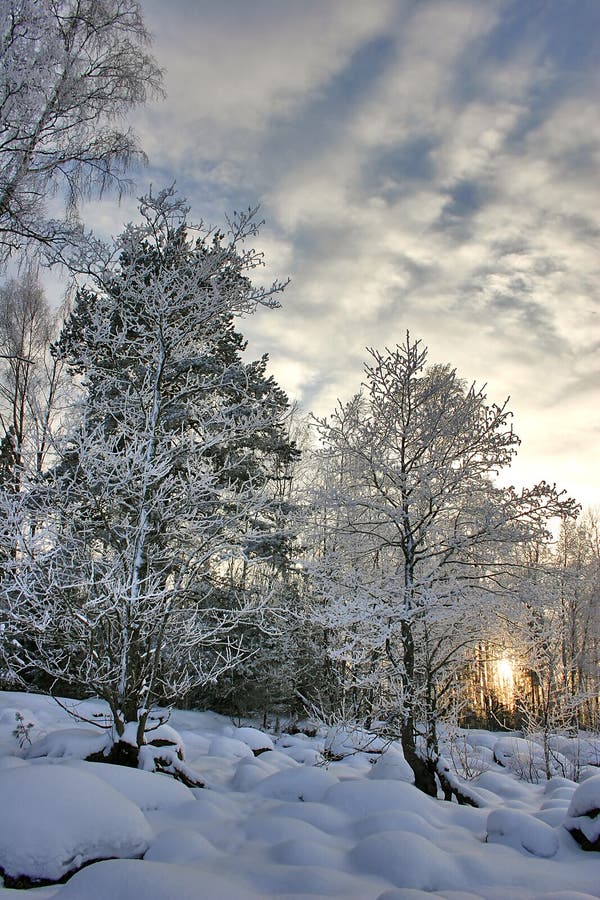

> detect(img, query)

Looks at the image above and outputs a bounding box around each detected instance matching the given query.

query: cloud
[135,0,397,180]
[75,0,600,505]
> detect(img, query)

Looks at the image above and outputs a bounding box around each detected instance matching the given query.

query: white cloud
[136,0,397,172]
[69,0,600,506]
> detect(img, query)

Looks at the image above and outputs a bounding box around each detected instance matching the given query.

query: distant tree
[0,269,65,490]
[311,335,578,794]
[555,509,600,730]
[0,189,295,770]
[509,510,600,760]
[0,0,163,265]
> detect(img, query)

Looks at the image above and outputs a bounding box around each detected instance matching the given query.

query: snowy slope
[0,691,599,899]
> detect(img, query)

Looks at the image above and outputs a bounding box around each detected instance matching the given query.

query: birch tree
[0,0,163,265]
[511,512,600,753]
[0,189,295,765]
[311,335,577,793]
[555,510,600,729]
[0,269,65,489]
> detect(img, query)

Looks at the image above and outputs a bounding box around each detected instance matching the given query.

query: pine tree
[1,189,296,766]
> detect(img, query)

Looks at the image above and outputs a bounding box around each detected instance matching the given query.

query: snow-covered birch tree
[0,0,163,265]
[554,510,600,730]
[505,514,600,759]
[0,270,66,489]
[0,189,295,765]
[310,335,577,793]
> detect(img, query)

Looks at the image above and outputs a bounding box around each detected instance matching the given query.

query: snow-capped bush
[233,726,275,754]
[564,775,600,851]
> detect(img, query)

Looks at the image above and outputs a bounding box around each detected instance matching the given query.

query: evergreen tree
[1,189,296,766]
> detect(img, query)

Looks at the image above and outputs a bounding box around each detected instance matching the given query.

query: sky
[82,0,599,507]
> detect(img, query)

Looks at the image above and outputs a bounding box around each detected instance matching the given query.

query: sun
[496,657,514,684]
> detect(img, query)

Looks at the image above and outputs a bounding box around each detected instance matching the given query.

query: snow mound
[230,755,276,792]
[65,759,196,811]
[268,800,350,836]
[544,777,577,796]
[276,732,314,749]
[0,755,29,769]
[368,747,415,783]
[325,779,439,820]
[144,722,185,756]
[144,827,221,863]
[22,727,110,760]
[351,830,461,892]
[252,765,339,802]
[353,809,440,843]
[281,744,322,765]
[0,707,44,748]
[269,836,345,868]
[175,785,239,827]
[548,735,600,768]
[486,808,559,857]
[494,736,541,774]
[208,735,253,759]
[531,894,600,900]
[567,774,600,818]
[0,706,36,726]
[453,742,495,778]
[464,729,499,751]
[0,764,152,883]
[535,807,570,827]
[54,858,261,899]
[472,769,534,804]
[233,726,274,752]
[255,747,300,768]
[564,774,600,849]
[493,736,570,781]
[376,892,480,900]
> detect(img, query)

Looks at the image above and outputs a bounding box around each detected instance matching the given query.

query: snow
[492,735,572,782]
[251,765,339,802]
[231,755,279,791]
[564,775,600,844]
[324,778,440,819]
[208,734,253,759]
[368,746,415,783]
[323,724,386,759]
[231,725,275,752]
[56,859,262,900]
[144,827,222,864]
[144,721,185,753]
[0,691,599,899]
[350,830,463,892]
[549,736,600,768]
[0,755,28,769]
[486,809,559,857]
[64,760,196,811]
[0,764,152,882]
[567,774,600,818]
[23,728,110,760]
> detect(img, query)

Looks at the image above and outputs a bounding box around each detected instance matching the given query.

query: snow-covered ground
[0,691,599,899]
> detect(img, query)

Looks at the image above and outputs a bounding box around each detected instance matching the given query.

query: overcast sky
[84,0,599,506]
